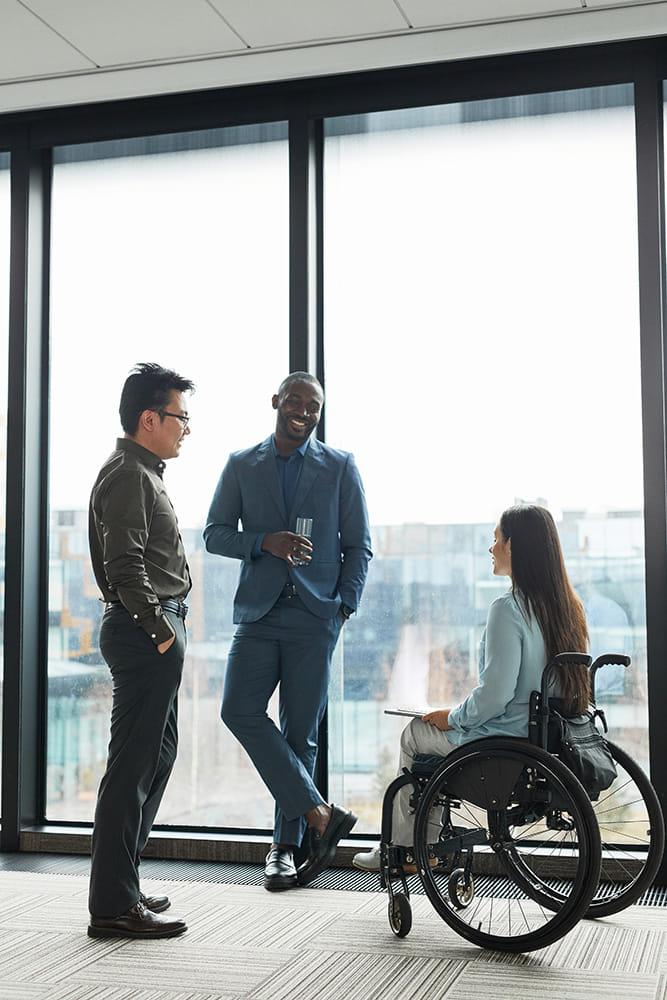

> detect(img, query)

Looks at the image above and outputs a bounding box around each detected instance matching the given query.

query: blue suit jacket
[204,435,373,623]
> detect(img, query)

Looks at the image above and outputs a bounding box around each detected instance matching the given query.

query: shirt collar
[116,437,166,476]
[271,436,311,460]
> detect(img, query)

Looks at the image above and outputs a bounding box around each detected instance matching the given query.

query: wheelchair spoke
[586,739,664,917]
[412,738,600,952]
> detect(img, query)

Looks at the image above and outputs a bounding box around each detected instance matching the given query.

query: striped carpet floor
[1,869,667,1000]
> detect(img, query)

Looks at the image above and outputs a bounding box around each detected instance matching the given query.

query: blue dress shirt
[251,437,311,558]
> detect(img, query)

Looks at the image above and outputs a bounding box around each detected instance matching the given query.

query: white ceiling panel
[208,0,408,47]
[586,0,667,7]
[0,0,93,79]
[0,0,666,113]
[22,0,246,66]
[401,0,581,28]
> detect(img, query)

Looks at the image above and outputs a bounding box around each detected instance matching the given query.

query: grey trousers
[392,718,456,846]
[88,605,185,918]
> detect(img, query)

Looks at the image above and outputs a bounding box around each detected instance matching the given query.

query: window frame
[0,40,665,884]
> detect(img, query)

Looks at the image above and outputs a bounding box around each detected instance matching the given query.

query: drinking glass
[294,516,313,566]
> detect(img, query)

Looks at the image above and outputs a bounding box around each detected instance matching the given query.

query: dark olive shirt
[89,438,191,645]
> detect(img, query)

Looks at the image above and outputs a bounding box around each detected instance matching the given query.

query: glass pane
[47,126,288,827]
[324,86,646,836]
[0,152,9,813]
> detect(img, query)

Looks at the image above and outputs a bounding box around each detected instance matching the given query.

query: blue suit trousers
[221,592,343,847]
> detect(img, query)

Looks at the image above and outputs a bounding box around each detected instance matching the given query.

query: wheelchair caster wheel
[448,868,474,909]
[388,892,412,937]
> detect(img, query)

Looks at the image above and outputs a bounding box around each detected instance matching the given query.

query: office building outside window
[323,86,646,835]
[47,126,289,827]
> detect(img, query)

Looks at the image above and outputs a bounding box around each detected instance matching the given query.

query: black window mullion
[634,58,667,881]
[288,114,330,805]
[1,139,50,850]
[289,114,311,372]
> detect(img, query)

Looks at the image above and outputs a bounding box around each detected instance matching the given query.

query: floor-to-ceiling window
[323,85,646,835]
[0,44,663,857]
[46,125,289,827]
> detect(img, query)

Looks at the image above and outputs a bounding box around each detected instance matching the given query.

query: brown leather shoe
[88,900,186,939]
[139,891,171,913]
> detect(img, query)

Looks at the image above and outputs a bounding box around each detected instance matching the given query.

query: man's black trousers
[88,604,185,918]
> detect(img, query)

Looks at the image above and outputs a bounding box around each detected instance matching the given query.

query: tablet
[383,708,426,718]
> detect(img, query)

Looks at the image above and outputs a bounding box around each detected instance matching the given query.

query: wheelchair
[377,653,665,953]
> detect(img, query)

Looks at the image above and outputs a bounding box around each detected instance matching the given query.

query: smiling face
[272,380,323,454]
[490,523,512,578]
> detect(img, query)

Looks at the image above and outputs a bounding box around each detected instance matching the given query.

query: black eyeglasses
[159,410,190,428]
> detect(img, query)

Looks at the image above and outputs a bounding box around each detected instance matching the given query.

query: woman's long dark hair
[499,504,589,712]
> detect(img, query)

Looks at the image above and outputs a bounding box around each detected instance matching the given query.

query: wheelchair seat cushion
[411,753,449,777]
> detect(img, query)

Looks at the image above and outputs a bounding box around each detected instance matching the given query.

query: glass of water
[294,516,313,566]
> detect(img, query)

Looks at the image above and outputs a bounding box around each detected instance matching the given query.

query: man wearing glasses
[87,362,194,939]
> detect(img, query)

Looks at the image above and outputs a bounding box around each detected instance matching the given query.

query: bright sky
[0,102,645,532]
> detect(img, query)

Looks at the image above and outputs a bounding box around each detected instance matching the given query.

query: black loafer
[88,901,187,939]
[140,891,170,913]
[264,847,298,892]
[297,804,358,886]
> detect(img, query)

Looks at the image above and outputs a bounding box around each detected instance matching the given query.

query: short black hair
[119,362,195,435]
[277,371,323,399]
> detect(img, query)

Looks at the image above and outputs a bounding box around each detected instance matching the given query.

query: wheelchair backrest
[528,651,631,751]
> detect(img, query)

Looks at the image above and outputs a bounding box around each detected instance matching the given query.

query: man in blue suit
[204,372,372,891]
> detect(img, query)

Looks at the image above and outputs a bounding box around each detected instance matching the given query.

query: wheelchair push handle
[590,653,631,705]
[540,653,592,704]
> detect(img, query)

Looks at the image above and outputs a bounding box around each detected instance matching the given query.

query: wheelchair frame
[376,652,664,951]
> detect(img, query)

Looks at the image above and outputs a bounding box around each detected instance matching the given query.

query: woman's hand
[422,708,452,731]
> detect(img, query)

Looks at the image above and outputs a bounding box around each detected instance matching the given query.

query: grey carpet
[1,870,667,1000]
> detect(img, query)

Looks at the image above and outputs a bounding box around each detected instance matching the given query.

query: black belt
[159,598,188,619]
[105,599,188,620]
[281,582,298,598]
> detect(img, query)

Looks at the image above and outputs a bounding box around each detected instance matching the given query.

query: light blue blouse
[446,590,547,745]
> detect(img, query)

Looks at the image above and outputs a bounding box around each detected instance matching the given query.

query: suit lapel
[257,436,287,521]
[290,438,326,521]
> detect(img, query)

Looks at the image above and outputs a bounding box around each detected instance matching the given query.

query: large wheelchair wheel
[413,738,601,952]
[587,740,664,917]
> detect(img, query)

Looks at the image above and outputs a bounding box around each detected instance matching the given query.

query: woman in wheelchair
[353,502,590,872]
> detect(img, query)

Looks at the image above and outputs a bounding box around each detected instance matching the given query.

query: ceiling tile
[0,0,93,79]
[22,0,246,66]
[585,0,667,8]
[400,0,581,28]
[209,0,408,47]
